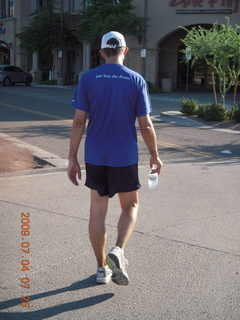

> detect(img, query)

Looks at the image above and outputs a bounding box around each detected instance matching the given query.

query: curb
[0,133,68,172]
[31,84,76,90]
[153,111,240,135]
[160,111,203,127]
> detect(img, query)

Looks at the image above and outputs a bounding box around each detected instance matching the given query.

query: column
[79,42,91,78]
[30,51,41,82]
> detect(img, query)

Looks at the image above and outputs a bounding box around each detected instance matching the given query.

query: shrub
[201,104,230,121]
[40,80,57,85]
[197,104,208,118]
[180,98,198,115]
[231,104,240,122]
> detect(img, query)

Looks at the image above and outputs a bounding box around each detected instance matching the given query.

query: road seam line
[0,101,72,122]
[137,135,212,159]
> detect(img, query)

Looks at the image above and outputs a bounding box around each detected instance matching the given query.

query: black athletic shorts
[85,163,141,198]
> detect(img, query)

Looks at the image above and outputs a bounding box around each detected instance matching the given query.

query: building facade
[0,0,30,67]
[130,0,240,90]
[0,0,88,84]
[0,0,239,89]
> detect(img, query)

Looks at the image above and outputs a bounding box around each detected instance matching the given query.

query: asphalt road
[0,85,240,320]
[0,85,239,165]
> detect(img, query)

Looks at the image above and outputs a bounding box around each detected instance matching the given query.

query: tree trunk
[219,75,227,106]
[233,76,238,106]
[52,48,59,80]
[211,72,218,105]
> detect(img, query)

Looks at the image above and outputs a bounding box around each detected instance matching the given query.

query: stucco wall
[132,0,240,86]
[133,0,240,43]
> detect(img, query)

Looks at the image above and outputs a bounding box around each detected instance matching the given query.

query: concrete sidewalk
[149,93,240,133]
[0,163,240,320]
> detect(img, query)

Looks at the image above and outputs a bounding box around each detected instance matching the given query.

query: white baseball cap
[101,31,126,49]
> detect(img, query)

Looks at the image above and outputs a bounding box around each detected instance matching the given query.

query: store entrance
[0,41,10,64]
[158,24,213,91]
[177,43,212,90]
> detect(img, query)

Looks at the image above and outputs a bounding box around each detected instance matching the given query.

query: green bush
[180,98,198,115]
[40,80,57,85]
[231,104,240,122]
[181,99,235,122]
[197,104,208,118]
[201,104,230,121]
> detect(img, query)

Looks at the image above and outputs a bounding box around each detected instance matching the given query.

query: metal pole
[60,0,64,79]
[141,0,148,79]
[185,47,191,94]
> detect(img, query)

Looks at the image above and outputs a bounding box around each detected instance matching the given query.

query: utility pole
[59,0,64,84]
[141,0,148,79]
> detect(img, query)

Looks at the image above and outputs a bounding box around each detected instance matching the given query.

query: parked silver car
[0,65,33,86]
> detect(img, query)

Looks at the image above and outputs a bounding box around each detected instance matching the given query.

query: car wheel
[3,77,11,86]
[25,78,32,86]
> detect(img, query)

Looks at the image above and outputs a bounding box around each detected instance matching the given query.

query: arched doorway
[0,40,10,64]
[158,24,213,91]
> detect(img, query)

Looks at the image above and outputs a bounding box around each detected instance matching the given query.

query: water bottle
[148,164,158,189]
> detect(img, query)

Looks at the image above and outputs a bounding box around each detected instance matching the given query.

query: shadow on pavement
[0,293,114,319]
[0,275,114,319]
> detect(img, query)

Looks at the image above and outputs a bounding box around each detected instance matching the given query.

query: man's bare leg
[116,190,139,249]
[89,190,109,267]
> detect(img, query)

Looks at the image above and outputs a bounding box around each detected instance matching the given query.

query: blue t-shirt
[71,64,151,167]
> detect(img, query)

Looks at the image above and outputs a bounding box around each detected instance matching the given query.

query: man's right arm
[68,109,87,186]
[138,114,163,174]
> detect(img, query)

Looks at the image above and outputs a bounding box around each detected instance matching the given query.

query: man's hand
[150,155,163,175]
[67,160,81,186]
[67,109,87,186]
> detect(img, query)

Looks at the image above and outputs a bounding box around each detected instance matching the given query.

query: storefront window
[9,0,14,16]
[37,0,48,8]
[0,0,14,18]
[69,0,75,13]
[0,41,10,64]
[82,0,91,10]
[0,0,6,18]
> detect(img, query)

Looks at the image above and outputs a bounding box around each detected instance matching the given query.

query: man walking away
[68,31,163,285]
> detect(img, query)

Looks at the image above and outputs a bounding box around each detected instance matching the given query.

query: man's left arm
[138,114,163,175]
[67,109,87,186]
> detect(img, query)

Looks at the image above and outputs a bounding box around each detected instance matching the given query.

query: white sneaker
[106,246,129,285]
[96,265,112,284]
